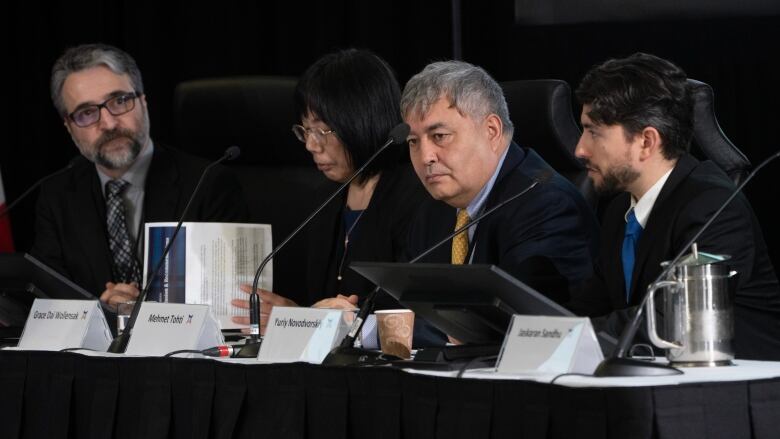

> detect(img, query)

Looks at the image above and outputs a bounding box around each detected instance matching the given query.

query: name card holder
[124,302,223,356]
[496,315,603,375]
[17,299,113,351]
[258,307,352,364]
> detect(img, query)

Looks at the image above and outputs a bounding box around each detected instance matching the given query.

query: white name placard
[258,307,352,364]
[496,315,603,375]
[17,299,112,351]
[124,302,223,356]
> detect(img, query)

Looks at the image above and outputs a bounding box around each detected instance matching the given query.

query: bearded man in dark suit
[568,53,780,360]
[33,43,247,311]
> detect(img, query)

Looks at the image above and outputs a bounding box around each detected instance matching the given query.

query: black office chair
[501,79,596,208]
[173,76,327,304]
[688,79,751,184]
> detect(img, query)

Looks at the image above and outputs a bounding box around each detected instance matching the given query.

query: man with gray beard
[32,44,247,313]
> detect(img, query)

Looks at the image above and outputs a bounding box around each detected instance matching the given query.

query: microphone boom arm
[247,136,399,340]
[238,122,410,356]
[107,147,239,353]
[331,179,541,354]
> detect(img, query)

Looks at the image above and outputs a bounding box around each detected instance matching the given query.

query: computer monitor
[350,262,574,345]
[0,253,99,327]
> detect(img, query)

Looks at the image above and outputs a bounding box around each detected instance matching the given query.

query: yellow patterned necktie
[451,209,471,265]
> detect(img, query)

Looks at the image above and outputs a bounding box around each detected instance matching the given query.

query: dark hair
[51,43,144,116]
[575,52,693,160]
[294,48,402,183]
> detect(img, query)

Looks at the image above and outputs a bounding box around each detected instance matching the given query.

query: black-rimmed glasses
[292,124,336,144]
[68,92,141,127]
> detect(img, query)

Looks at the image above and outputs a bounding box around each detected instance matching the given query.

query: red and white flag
[0,168,14,252]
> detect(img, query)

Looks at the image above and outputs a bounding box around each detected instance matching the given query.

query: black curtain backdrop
[4,1,779,270]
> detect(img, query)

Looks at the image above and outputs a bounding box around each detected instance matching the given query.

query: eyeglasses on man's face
[292,124,336,144]
[68,92,141,128]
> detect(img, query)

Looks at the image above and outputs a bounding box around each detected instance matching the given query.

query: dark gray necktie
[105,179,140,284]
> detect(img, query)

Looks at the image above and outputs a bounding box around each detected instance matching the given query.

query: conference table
[1,349,779,439]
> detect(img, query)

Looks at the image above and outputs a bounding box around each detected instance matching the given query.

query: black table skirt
[1,350,779,439]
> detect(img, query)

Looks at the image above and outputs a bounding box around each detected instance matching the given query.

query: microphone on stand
[322,175,546,365]
[106,145,241,354]
[231,123,411,358]
[593,150,780,376]
[0,156,83,219]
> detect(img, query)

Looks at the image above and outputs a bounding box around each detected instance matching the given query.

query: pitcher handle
[646,280,684,350]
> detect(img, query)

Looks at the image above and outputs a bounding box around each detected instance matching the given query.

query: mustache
[96,128,137,149]
[579,158,598,172]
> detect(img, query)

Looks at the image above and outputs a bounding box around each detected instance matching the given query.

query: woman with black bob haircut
[294,48,402,185]
[232,49,428,333]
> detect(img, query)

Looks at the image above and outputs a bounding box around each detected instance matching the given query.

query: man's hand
[312,294,359,310]
[231,285,298,334]
[100,282,140,311]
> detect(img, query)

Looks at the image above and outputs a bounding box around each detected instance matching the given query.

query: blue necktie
[622,209,643,302]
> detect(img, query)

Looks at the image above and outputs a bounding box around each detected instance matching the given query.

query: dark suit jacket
[31,144,248,298]
[406,143,599,303]
[305,164,430,308]
[569,154,780,360]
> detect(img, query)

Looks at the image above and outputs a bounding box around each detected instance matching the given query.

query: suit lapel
[143,146,182,223]
[481,143,525,210]
[66,164,113,284]
[628,155,699,301]
[469,143,528,259]
[604,193,632,303]
[422,202,457,263]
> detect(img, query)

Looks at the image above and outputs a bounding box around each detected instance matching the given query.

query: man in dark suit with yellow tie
[402,60,599,303]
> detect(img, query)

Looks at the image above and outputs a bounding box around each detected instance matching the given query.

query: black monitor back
[350,262,573,344]
[0,253,96,327]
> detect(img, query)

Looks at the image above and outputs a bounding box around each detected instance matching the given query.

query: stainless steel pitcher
[646,245,736,367]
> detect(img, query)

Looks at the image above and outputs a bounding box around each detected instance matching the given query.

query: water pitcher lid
[662,243,731,268]
[676,251,730,266]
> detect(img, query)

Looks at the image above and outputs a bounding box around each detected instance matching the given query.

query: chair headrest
[173,76,310,165]
[688,79,751,183]
[501,79,584,172]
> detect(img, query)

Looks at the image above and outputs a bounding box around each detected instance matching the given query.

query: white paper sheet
[143,222,272,329]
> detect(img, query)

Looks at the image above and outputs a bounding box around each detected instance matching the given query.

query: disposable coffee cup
[375,309,414,359]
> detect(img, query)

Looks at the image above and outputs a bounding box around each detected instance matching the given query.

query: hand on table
[100,282,140,312]
[231,284,298,334]
[312,294,359,310]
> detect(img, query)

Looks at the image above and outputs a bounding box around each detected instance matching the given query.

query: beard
[588,160,640,196]
[77,112,150,170]
[91,128,143,169]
